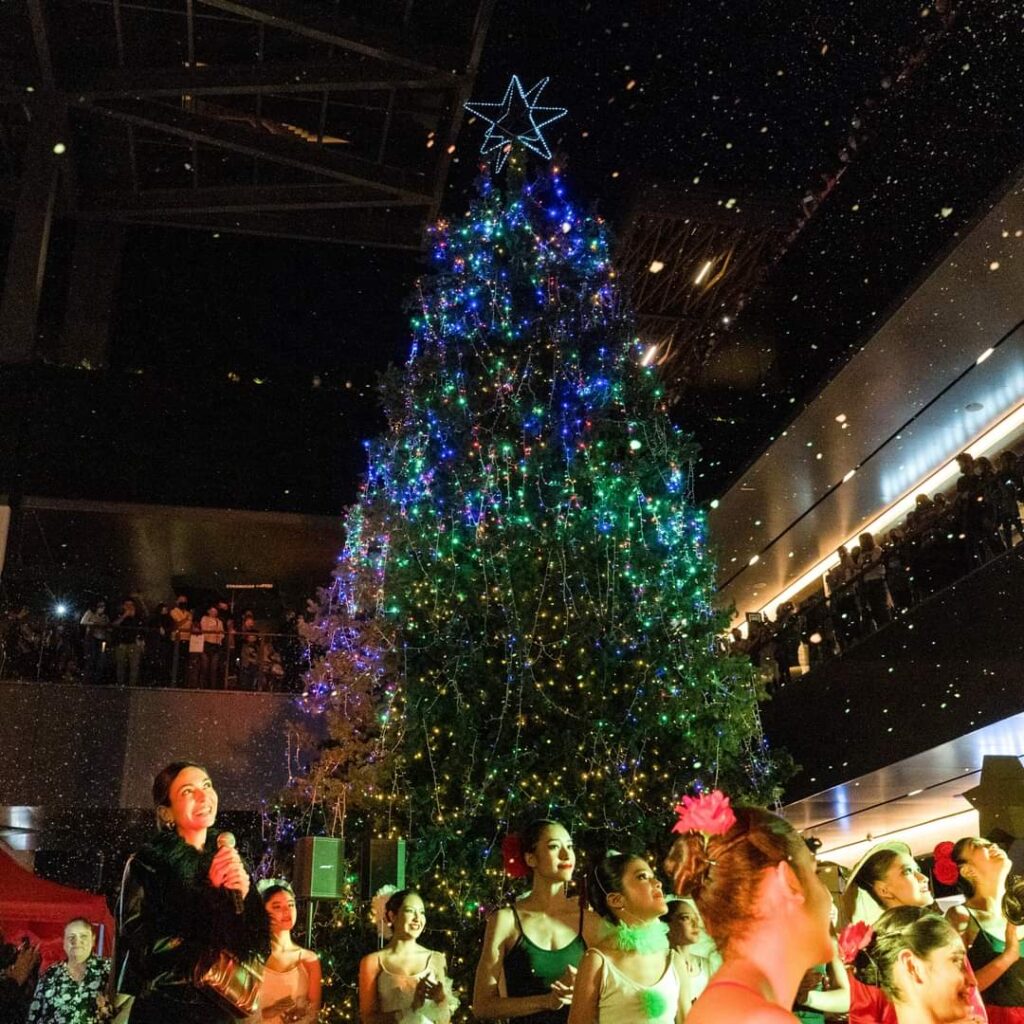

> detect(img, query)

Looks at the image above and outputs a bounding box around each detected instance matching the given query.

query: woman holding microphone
[115,761,270,1024]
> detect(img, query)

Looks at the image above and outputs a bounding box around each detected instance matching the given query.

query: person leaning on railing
[169,595,193,686]
[111,599,144,687]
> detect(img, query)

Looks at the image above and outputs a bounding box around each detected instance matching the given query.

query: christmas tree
[297,148,782,1015]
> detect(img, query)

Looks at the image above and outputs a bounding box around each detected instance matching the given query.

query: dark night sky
[8,0,1024,516]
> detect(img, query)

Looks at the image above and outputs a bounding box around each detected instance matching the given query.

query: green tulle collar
[605,918,670,953]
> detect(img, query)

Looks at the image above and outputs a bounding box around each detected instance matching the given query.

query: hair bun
[672,833,714,901]
[1004,875,1024,926]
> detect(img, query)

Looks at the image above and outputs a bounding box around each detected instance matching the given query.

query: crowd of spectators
[0,591,308,691]
[732,449,1024,683]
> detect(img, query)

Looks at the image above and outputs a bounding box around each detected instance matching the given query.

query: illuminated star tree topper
[464,74,568,171]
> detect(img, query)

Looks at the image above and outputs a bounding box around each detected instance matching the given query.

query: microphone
[216,832,245,915]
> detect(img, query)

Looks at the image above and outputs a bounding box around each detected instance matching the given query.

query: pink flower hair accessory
[837,921,874,964]
[672,789,737,838]
[933,841,959,886]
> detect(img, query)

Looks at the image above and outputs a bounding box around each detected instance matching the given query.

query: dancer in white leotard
[359,890,457,1024]
[568,852,690,1024]
[246,881,321,1024]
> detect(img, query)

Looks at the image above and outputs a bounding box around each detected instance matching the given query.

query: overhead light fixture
[694,259,714,285]
[842,469,857,482]
[976,348,995,365]
[641,344,659,367]
[649,260,665,274]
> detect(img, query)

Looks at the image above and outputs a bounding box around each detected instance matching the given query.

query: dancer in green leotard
[473,820,602,1023]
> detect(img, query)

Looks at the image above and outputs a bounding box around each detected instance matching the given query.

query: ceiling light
[694,259,713,285]
[648,260,665,274]
[976,348,994,364]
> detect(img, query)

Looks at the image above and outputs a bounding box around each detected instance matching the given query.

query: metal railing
[0,621,307,692]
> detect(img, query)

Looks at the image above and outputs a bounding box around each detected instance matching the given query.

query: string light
[297,165,779,1016]
[464,75,568,171]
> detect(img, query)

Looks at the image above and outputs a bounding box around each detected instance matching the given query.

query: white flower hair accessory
[372,884,399,940]
[256,877,294,897]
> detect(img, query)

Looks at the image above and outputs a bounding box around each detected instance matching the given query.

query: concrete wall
[1,495,344,613]
[0,682,297,812]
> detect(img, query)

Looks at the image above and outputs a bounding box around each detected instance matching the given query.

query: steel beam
[427,0,495,218]
[0,106,61,363]
[74,98,434,201]
[26,0,55,91]
[70,61,459,100]
[80,181,432,215]
[81,213,425,249]
[194,0,453,74]
[57,221,123,368]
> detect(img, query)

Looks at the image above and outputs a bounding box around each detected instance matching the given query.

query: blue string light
[464,75,568,171]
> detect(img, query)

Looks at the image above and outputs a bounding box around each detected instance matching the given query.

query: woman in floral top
[27,918,112,1024]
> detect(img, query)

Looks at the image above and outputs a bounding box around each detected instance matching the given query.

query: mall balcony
[710,161,1024,868]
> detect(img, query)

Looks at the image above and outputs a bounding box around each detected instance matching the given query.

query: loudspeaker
[293,837,345,900]
[361,838,406,898]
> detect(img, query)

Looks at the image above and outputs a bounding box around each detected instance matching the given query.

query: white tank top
[592,948,687,1024]
[248,956,317,1024]
[377,951,441,1023]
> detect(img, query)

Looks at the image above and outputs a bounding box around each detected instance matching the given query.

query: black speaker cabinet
[293,837,345,900]
[360,838,407,898]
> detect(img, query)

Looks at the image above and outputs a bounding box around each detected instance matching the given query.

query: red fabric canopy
[0,848,116,970]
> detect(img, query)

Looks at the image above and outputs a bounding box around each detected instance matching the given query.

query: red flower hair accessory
[672,790,737,837]
[933,841,959,886]
[837,921,874,965]
[502,834,528,878]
